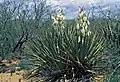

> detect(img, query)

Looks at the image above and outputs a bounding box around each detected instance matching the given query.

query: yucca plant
[27,8,105,82]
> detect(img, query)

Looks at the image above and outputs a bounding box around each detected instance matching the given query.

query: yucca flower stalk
[52,8,65,30]
[51,8,65,56]
[76,7,91,36]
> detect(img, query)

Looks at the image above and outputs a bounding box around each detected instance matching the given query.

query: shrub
[27,8,105,82]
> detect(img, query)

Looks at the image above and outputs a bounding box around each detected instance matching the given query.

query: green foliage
[28,19,105,81]
[0,0,52,59]
[89,15,120,81]
[1,1,120,81]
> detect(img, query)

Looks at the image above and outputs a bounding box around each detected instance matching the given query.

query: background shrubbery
[0,0,120,82]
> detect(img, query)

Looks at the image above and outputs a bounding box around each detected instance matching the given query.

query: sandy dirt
[0,73,26,82]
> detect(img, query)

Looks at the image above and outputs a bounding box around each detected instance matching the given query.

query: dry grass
[0,72,26,82]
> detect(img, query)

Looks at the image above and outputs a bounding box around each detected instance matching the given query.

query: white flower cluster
[52,7,91,37]
[52,8,65,29]
[76,7,91,36]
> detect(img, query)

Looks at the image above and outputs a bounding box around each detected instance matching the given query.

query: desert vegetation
[0,0,120,82]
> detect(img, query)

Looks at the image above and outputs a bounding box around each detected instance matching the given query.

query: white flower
[52,16,58,25]
[78,7,86,17]
[84,24,88,31]
[79,11,85,17]
[81,28,85,36]
[82,22,86,28]
[87,31,91,36]
[52,8,65,28]
[78,36,80,42]
[76,23,80,29]
[51,16,55,20]
[61,25,65,28]
[83,15,87,21]
[87,20,90,25]
[53,20,58,25]
[76,7,91,37]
